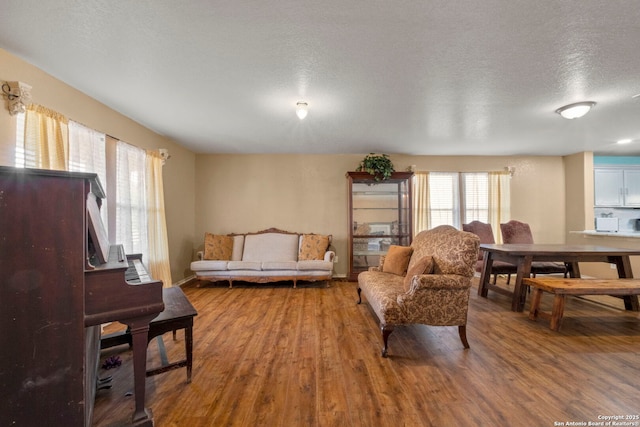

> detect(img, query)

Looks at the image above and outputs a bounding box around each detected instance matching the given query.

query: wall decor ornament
[356,153,395,181]
[2,81,32,115]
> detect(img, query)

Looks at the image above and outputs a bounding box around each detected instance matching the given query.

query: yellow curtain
[145,150,172,288]
[24,104,69,170]
[412,172,430,235]
[488,171,511,243]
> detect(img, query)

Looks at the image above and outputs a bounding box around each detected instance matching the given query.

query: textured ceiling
[1,1,640,156]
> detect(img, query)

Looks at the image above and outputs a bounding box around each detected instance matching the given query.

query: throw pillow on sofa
[382,245,413,276]
[403,256,434,291]
[299,234,330,260]
[203,233,234,260]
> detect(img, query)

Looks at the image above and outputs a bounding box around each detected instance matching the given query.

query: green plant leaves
[356,153,395,181]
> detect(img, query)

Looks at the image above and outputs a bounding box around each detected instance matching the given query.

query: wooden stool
[146,287,198,382]
[102,286,198,382]
[524,278,640,331]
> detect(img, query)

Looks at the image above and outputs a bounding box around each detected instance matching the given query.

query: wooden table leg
[568,261,580,278]
[549,294,566,331]
[613,256,639,311]
[185,321,194,383]
[529,288,543,321]
[478,252,492,297]
[512,256,532,312]
[614,255,633,278]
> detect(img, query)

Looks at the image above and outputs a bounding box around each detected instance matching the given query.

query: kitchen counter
[571,230,640,238]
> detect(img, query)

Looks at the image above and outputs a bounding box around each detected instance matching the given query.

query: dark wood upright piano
[0,166,164,427]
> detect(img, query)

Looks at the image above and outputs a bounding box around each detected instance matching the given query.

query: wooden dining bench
[523,277,640,331]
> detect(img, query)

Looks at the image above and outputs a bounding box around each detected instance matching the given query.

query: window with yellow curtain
[115,141,172,287]
[15,108,173,286]
[413,171,510,241]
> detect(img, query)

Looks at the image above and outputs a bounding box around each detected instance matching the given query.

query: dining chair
[499,220,568,277]
[462,221,517,284]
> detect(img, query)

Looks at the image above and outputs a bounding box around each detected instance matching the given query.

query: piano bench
[101,287,198,383]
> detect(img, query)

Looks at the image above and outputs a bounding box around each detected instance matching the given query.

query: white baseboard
[174,274,196,287]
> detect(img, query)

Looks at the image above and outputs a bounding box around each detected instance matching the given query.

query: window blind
[116,141,148,261]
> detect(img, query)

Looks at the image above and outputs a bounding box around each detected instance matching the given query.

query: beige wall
[195,154,567,276]
[564,151,595,240]
[7,47,634,281]
[0,48,196,284]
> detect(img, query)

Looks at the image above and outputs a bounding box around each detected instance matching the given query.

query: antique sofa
[357,225,479,357]
[190,228,335,287]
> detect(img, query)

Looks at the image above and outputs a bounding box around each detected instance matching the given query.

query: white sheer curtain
[68,121,106,181]
[116,141,148,259]
[488,171,511,243]
[69,121,108,230]
[145,150,172,288]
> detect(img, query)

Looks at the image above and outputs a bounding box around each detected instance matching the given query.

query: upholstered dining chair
[462,221,517,284]
[499,220,568,277]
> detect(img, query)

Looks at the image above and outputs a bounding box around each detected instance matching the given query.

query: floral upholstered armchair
[357,225,479,357]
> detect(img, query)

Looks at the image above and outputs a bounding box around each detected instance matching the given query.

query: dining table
[477,243,640,312]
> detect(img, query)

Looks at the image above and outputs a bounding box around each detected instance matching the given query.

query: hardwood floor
[92,277,640,427]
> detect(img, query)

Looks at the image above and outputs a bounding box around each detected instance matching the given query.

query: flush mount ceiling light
[555,101,596,119]
[617,138,633,144]
[296,102,308,120]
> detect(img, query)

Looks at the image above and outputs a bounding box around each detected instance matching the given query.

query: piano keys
[0,166,163,427]
[85,245,163,328]
[126,253,152,283]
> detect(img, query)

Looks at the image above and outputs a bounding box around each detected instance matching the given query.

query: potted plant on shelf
[356,153,395,181]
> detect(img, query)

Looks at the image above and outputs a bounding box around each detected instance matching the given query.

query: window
[14,108,172,285]
[428,172,489,228]
[462,173,489,224]
[14,112,25,167]
[116,142,148,258]
[68,121,106,183]
[15,115,148,261]
[68,121,108,230]
[429,172,460,228]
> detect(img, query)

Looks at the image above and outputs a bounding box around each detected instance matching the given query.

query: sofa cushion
[243,232,299,262]
[382,245,413,276]
[203,233,234,260]
[190,260,229,271]
[262,261,298,271]
[357,271,405,324]
[297,260,333,271]
[298,234,330,260]
[227,261,262,271]
[231,235,245,261]
[403,256,434,291]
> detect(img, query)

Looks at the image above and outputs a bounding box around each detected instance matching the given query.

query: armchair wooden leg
[357,287,362,304]
[458,325,470,349]
[381,325,394,357]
